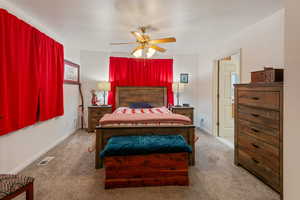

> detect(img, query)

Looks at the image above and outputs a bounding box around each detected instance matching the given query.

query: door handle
[251,128,259,133]
[251,143,260,148]
[251,113,260,117]
[251,97,260,100]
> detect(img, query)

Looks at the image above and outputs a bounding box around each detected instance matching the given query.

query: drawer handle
[251,113,260,117]
[252,158,260,164]
[251,143,260,148]
[251,128,259,133]
[251,97,260,100]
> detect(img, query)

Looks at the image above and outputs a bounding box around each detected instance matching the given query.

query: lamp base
[174,105,182,107]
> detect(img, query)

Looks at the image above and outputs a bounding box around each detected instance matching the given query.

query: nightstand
[171,106,194,123]
[88,105,112,132]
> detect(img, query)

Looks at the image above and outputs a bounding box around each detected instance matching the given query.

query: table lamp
[97,81,111,105]
[172,82,185,107]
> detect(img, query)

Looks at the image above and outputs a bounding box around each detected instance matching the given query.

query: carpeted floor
[17,129,279,200]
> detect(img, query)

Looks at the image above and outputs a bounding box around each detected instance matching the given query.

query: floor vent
[37,156,55,166]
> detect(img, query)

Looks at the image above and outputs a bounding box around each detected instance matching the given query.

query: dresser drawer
[175,110,193,119]
[238,133,279,169]
[89,112,107,124]
[171,107,194,123]
[88,106,112,132]
[90,109,111,116]
[91,118,101,124]
[238,105,280,129]
[238,119,279,147]
[238,91,280,110]
[238,149,280,192]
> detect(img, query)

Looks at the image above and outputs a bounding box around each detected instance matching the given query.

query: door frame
[212,49,242,137]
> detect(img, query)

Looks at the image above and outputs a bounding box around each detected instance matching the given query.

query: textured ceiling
[7,0,283,54]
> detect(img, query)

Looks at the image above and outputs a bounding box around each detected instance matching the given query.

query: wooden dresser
[171,106,194,124]
[88,105,112,132]
[234,83,283,196]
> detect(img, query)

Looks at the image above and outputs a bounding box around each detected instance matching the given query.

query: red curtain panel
[37,32,64,121]
[0,9,64,136]
[0,9,39,135]
[108,57,174,109]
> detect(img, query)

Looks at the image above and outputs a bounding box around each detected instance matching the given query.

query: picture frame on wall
[64,60,80,85]
[180,73,189,83]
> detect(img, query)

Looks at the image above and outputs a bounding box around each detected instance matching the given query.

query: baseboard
[197,126,212,135]
[9,129,78,174]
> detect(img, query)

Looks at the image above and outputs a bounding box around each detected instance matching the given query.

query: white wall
[197,57,215,133]
[283,0,300,199]
[80,50,201,126]
[0,1,81,173]
[80,51,109,127]
[173,54,201,126]
[197,9,285,133]
[216,9,284,83]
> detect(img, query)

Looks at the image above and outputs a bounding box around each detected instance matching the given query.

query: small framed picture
[180,73,189,83]
[64,60,80,85]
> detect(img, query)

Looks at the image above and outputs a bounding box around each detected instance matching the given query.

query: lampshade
[97,81,111,91]
[147,48,156,58]
[133,49,143,57]
[172,82,185,93]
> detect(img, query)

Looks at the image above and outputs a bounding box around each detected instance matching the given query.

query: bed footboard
[95,125,196,169]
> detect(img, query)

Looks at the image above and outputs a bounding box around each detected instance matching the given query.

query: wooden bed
[95,86,195,169]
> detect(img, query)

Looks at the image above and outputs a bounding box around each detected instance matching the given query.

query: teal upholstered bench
[0,174,34,200]
[100,135,192,189]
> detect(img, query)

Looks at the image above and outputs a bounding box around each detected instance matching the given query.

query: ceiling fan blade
[131,31,145,42]
[131,45,145,55]
[149,37,176,44]
[149,45,166,52]
[110,42,137,45]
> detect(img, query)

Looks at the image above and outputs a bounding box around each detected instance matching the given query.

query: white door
[218,59,239,138]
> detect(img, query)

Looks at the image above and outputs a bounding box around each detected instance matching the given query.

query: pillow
[129,102,153,109]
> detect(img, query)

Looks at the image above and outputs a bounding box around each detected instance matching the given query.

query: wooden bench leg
[26,182,34,200]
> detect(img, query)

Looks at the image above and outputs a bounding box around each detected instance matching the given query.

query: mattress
[99,107,191,127]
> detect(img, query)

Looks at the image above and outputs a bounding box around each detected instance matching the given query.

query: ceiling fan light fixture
[147,48,156,58]
[133,49,143,57]
[111,27,176,57]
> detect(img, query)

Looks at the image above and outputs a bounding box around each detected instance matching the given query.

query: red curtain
[108,57,174,109]
[37,32,64,121]
[0,9,64,136]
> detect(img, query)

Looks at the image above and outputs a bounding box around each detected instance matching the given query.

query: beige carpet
[17,129,279,200]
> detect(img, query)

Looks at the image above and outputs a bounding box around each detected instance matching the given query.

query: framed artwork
[180,73,189,83]
[64,60,80,85]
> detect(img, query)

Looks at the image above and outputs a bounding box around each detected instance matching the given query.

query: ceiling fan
[110,26,176,58]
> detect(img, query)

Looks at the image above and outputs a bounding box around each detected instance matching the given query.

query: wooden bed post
[188,127,196,165]
[95,129,103,169]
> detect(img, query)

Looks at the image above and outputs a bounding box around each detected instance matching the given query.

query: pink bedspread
[99,113,191,126]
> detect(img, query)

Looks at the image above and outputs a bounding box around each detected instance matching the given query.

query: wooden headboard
[116,86,167,108]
